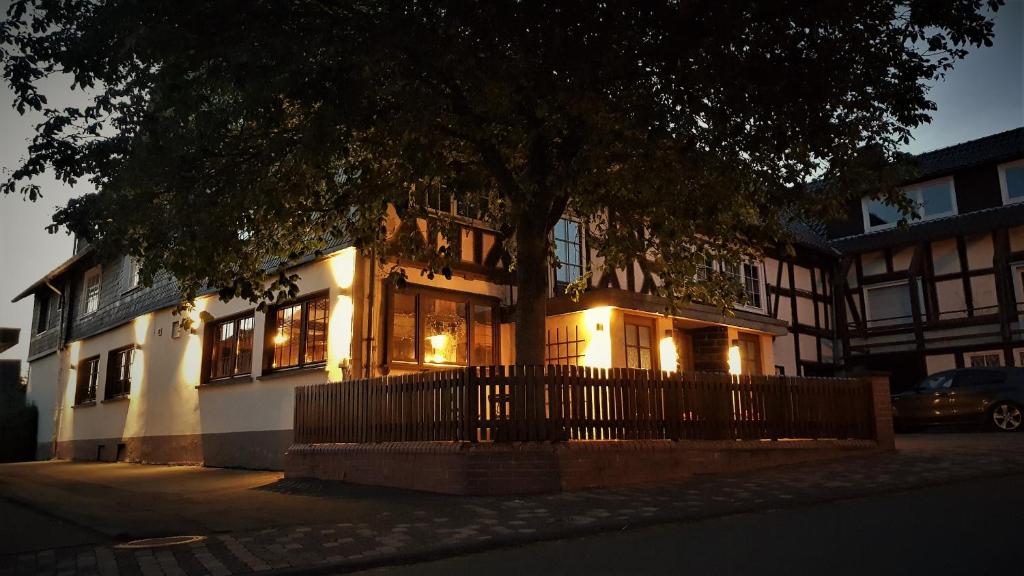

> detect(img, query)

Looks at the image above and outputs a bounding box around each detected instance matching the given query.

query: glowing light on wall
[133,313,152,346]
[327,293,355,381]
[582,306,612,369]
[178,299,209,387]
[427,334,450,364]
[728,343,742,376]
[329,247,357,290]
[659,334,678,373]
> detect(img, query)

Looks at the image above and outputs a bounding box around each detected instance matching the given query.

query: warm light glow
[327,293,355,380]
[728,345,742,376]
[582,306,613,369]
[659,336,678,373]
[133,313,152,345]
[178,298,210,386]
[273,330,290,346]
[329,247,357,289]
[428,333,450,364]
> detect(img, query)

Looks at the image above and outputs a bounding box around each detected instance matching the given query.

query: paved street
[355,472,1024,576]
[2,433,1024,575]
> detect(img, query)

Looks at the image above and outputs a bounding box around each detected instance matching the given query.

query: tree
[1,0,1000,364]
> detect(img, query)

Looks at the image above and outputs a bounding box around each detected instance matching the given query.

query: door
[950,369,1009,422]
[737,332,762,375]
[896,371,955,423]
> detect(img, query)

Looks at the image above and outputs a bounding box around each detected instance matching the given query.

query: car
[891,367,1024,432]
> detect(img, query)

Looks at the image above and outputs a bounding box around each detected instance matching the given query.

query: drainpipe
[363,247,377,378]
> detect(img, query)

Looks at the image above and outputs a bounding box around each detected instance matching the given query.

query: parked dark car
[892,368,1024,432]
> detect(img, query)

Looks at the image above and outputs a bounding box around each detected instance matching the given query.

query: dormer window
[862,177,957,232]
[998,159,1024,205]
[81,266,101,317]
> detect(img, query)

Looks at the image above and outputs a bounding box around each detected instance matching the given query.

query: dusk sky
[1,1,1021,370]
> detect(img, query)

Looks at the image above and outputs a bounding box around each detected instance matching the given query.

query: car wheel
[990,402,1023,432]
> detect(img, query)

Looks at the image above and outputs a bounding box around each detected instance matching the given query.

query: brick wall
[690,326,729,372]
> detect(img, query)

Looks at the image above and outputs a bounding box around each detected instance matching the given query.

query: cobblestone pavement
[4,434,1024,576]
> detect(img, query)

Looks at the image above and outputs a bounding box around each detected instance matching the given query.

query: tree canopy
[1,0,1000,362]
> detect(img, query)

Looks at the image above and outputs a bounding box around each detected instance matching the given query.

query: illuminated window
[75,356,100,405]
[862,177,957,232]
[553,218,583,290]
[81,266,102,317]
[105,346,134,399]
[387,288,497,367]
[207,313,255,380]
[624,318,654,370]
[266,294,329,371]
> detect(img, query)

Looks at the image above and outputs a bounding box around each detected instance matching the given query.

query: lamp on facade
[728,340,742,376]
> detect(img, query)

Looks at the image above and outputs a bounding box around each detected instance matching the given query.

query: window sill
[101,395,130,404]
[256,364,327,381]
[72,401,96,408]
[196,374,254,389]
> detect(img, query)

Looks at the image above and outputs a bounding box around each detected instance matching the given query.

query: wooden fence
[293,365,876,444]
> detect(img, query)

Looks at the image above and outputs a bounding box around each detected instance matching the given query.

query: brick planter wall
[285,437,881,495]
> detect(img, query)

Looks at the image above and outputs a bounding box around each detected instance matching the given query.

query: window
[123,256,141,292]
[864,282,913,327]
[81,267,101,316]
[105,346,135,399]
[702,259,765,312]
[624,317,655,370]
[36,293,51,334]
[74,356,100,405]
[206,313,255,381]
[553,218,583,290]
[387,287,498,367]
[966,352,1002,368]
[267,294,329,371]
[999,159,1024,204]
[862,177,957,232]
[919,372,954,391]
[546,325,586,366]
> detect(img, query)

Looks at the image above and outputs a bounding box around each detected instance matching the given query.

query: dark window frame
[36,292,51,334]
[74,355,100,405]
[105,345,136,400]
[385,285,500,369]
[623,315,657,371]
[202,310,256,383]
[264,292,330,373]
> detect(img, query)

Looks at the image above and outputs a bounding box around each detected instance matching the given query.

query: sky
[0,2,1022,372]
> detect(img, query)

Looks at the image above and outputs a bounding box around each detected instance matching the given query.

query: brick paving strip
[5,442,1024,576]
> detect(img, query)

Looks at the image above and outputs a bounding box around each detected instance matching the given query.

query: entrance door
[737,332,762,375]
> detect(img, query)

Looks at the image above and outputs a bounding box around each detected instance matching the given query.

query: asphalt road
[355,472,1024,576]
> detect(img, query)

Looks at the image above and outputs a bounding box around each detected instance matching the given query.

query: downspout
[45,279,67,460]
[363,247,377,378]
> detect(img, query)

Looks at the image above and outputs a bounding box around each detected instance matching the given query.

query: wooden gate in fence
[293,365,875,444]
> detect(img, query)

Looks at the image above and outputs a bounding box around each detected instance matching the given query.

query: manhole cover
[114,535,207,549]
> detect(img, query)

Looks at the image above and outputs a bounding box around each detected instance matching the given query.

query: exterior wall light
[659,330,678,373]
[728,340,742,376]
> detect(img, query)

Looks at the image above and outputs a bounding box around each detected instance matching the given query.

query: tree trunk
[514,211,550,366]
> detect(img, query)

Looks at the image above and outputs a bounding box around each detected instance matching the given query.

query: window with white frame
[701,259,765,312]
[864,281,914,327]
[966,351,1002,368]
[1012,262,1024,312]
[123,256,141,292]
[81,267,101,317]
[862,177,957,232]
[553,218,583,290]
[999,159,1024,205]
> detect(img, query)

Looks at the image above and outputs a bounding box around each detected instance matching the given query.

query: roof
[783,218,836,254]
[911,127,1024,183]
[10,247,94,303]
[830,201,1024,253]
[0,328,19,354]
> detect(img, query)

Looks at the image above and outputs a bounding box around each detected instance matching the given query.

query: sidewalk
[3,433,1024,576]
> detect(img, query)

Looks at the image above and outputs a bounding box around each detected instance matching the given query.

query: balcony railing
[294,366,875,444]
